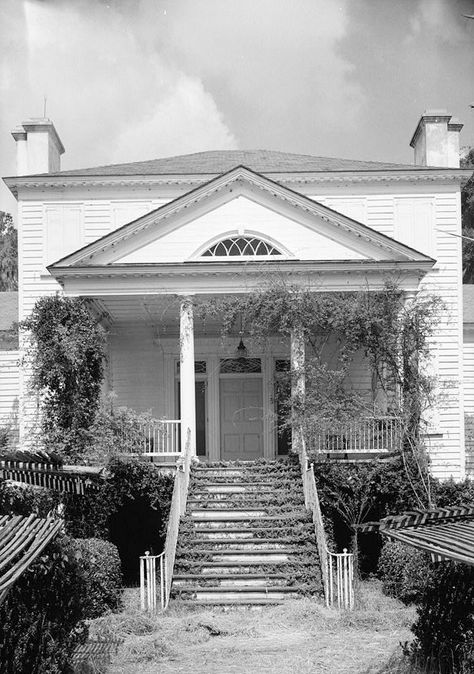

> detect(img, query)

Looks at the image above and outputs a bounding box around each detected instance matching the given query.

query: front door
[220,378,263,460]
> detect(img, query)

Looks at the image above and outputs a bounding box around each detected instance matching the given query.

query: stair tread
[175,585,306,594]
[187,517,312,534]
[176,560,296,567]
[175,598,285,605]
[185,538,301,544]
[188,515,309,521]
[173,573,289,580]
[177,548,297,555]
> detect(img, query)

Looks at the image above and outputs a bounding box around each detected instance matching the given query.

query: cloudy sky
[1,0,473,214]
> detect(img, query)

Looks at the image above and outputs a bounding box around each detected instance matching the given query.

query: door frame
[168,347,278,461]
[174,361,209,459]
[219,373,264,461]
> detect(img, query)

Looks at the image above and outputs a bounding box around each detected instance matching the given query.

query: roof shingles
[34,149,425,178]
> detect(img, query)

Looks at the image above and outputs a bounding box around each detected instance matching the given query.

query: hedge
[408,562,474,672]
[0,535,122,674]
[377,540,432,604]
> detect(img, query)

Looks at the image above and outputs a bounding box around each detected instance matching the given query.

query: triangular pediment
[49,166,433,270]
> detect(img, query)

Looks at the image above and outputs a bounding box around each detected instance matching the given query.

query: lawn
[87,581,416,674]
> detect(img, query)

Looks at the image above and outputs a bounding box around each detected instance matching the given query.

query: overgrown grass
[84,581,416,674]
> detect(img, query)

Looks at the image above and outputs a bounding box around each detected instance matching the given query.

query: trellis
[0,453,104,495]
[0,514,63,605]
[360,505,474,565]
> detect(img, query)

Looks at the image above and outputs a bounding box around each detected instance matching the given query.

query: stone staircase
[172,459,322,605]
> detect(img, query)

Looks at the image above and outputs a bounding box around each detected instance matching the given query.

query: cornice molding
[50,258,434,281]
[4,168,470,197]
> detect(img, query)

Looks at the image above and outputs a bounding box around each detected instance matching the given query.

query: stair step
[192,482,276,490]
[177,550,293,563]
[176,597,284,606]
[173,572,288,583]
[189,509,269,519]
[183,539,297,550]
[190,514,309,526]
[174,578,291,588]
[188,497,301,507]
[173,587,303,601]
[185,526,313,539]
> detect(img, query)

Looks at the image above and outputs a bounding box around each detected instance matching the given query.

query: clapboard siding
[108,326,165,417]
[463,330,474,475]
[419,192,463,479]
[0,351,20,435]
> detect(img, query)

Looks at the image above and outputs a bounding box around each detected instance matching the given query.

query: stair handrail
[299,436,354,610]
[140,429,193,612]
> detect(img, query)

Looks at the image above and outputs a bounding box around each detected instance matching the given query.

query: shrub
[312,458,433,572]
[0,536,88,674]
[82,401,156,465]
[434,477,474,508]
[408,562,474,673]
[0,480,59,517]
[377,540,432,604]
[64,458,174,583]
[72,538,122,619]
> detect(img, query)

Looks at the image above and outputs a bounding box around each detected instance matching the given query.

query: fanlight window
[202,236,283,258]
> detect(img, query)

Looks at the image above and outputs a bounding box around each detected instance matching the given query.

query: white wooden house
[3,111,472,480]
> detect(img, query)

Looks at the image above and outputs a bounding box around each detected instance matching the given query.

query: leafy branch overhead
[0,211,17,291]
[461,148,474,283]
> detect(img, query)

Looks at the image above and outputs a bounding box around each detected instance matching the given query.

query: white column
[291,326,305,454]
[179,297,196,456]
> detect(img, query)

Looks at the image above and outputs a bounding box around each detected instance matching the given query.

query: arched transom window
[201,236,283,258]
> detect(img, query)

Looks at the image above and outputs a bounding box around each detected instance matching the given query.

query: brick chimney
[410,110,463,168]
[11,118,65,175]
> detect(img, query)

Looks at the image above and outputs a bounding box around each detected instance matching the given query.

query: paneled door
[220,378,263,460]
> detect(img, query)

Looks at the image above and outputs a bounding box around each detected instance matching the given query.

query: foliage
[433,476,474,508]
[0,425,11,450]
[64,458,173,541]
[407,562,474,673]
[377,541,431,604]
[81,398,156,465]
[0,322,19,351]
[72,538,123,619]
[0,536,88,674]
[0,479,59,517]
[197,281,442,507]
[22,295,107,461]
[312,458,431,571]
[63,458,174,582]
[461,148,474,283]
[0,211,17,291]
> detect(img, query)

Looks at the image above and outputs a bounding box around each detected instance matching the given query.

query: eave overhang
[49,259,435,296]
[3,167,471,198]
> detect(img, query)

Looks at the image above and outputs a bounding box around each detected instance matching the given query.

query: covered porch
[84,291,404,463]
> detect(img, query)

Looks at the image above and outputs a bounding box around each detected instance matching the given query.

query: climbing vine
[197,279,444,508]
[22,295,107,461]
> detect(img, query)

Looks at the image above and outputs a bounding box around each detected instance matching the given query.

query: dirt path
[90,583,414,674]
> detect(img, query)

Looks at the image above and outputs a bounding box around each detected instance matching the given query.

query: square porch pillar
[291,326,305,454]
[179,297,196,456]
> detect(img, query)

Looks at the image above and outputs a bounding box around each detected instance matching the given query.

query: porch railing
[139,429,192,612]
[310,416,401,455]
[300,437,354,609]
[139,419,181,457]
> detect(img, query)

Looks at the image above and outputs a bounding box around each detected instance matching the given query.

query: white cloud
[0,0,237,183]
[409,0,468,43]
[111,75,238,162]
